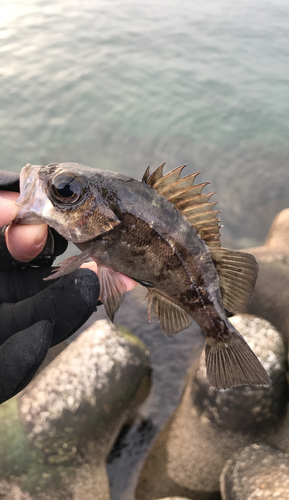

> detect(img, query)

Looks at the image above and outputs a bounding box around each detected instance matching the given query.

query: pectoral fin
[210,248,259,313]
[145,289,192,337]
[44,247,96,280]
[97,266,127,321]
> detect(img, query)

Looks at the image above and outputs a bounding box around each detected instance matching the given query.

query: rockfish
[15,162,270,389]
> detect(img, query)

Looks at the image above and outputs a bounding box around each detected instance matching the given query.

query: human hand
[0,171,136,404]
[0,182,100,404]
[0,265,100,404]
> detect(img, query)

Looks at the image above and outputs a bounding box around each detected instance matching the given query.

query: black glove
[0,170,100,404]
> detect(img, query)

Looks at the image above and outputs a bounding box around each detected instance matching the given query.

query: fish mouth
[14,164,46,224]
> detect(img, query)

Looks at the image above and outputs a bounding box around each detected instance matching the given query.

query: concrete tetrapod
[0,320,151,500]
[220,444,289,500]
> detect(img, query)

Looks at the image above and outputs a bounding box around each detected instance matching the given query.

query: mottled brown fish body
[15,162,270,389]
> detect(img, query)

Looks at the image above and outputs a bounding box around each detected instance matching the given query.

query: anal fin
[98,266,127,321]
[145,289,192,337]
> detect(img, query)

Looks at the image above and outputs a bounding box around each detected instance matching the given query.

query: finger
[0,191,48,262]
[0,320,53,404]
[0,269,100,346]
[81,261,138,291]
[0,191,19,226]
[5,223,48,262]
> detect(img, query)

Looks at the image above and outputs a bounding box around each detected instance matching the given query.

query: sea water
[1,0,289,244]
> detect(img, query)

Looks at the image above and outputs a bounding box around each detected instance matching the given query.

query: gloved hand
[0,266,99,404]
[0,170,100,404]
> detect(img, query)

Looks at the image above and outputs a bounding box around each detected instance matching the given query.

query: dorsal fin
[210,248,259,313]
[143,163,222,249]
[142,162,166,187]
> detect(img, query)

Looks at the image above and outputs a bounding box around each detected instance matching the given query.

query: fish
[14,161,270,390]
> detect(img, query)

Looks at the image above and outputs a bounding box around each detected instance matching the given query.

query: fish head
[15,162,120,242]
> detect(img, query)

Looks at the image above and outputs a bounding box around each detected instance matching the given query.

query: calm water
[1,0,289,497]
[1,0,289,244]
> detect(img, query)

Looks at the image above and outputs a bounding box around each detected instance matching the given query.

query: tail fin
[205,324,271,390]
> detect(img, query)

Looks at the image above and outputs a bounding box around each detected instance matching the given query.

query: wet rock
[0,320,150,500]
[220,444,289,500]
[135,315,287,500]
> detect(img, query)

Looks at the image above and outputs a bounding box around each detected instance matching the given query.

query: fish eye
[50,173,83,204]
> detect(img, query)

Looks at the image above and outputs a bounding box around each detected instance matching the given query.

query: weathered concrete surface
[252,207,289,263]
[0,320,151,500]
[220,444,289,500]
[135,315,287,500]
[241,207,289,266]
[245,260,289,347]
[243,208,289,357]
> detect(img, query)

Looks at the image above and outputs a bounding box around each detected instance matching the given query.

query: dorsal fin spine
[186,217,221,227]
[160,171,200,192]
[180,197,217,213]
[181,201,218,214]
[182,208,219,221]
[201,226,221,234]
[190,192,215,203]
[142,163,222,250]
[142,166,151,183]
[159,174,202,197]
[168,181,210,201]
[192,219,222,229]
[146,162,166,187]
[172,188,213,207]
[154,165,186,192]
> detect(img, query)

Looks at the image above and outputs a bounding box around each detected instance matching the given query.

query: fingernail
[32,224,48,250]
